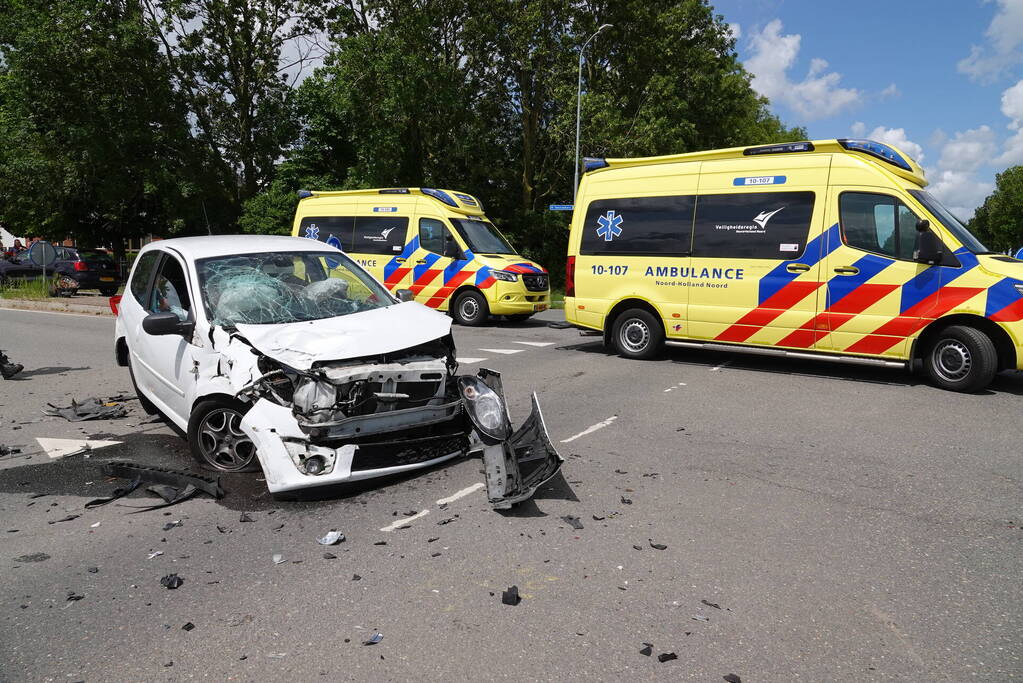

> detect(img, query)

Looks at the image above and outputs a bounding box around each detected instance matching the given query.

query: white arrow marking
[478,348,524,355]
[436,482,484,506]
[457,357,487,364]
[380,509,429,532]
[36,438,121,460]
[560,416,618,443]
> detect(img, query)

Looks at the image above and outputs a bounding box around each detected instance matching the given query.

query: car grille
[350,433,468,472]
[522,274,548,291]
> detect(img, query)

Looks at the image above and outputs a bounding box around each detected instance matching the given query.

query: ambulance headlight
[459,377,510,443]
[491,270,518,282]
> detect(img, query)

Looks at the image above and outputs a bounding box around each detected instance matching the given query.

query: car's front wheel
[923,325,998,393]
[452,290,489,326]
[187,398,261,472]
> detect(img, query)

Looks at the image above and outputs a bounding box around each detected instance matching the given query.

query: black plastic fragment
[182,622,195,631]
[363,632,383,646]
[101,462,224,499]
[44,397,128,422]
[323,552,338,560]
[723,675,742,683]
[66,591,84,602]
[592,514,605,521]
[620,496,632,505]
[148,485,180,503]
[85,477,142,508]
[658,652,678,663]
[649,539,667,550]
[561,515,584,530]
[160,573,184,589]
[163,520,183,531]
[501,586,521,606]
[639,643,653,656]
[352,574,362,581]
[701,599,722,609]
[14,553,50,563]
[48,515,79,524]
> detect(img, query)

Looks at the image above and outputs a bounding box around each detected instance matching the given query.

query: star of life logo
[596,210,623,241]
[304,225,320,240]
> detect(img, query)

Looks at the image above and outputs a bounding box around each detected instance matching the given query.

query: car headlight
[459,376,510,443]
[491,270,518,282]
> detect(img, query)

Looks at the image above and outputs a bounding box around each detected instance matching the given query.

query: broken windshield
[196,251,393,326]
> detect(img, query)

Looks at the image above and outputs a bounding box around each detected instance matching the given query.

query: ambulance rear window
[579,196,695,256]
[692,191,815,259]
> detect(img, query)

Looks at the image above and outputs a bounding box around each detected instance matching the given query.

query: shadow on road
[14,365,91,379]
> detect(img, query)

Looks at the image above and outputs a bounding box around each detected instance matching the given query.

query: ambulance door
[412,214,468,309]
[818,188,942,359]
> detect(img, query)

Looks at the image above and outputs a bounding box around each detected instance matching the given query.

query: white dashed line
[457,357,487,364]
[664,382,688,392]
[478,348,524,355]
[710,361,731,371]
[560,416,618,443]
[436,482,485,506]
[513,341,555,347]
[380,509,429,532]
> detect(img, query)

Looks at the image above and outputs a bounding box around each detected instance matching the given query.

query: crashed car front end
[233,332,562,508]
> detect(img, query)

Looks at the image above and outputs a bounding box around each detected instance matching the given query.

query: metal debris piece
[44,397,129,422]
[658,652,678,663]
[216,525,231,534]
[363,632,383,646]
[701,599,722,610]
[163,520,183,531]
[639,643,653,656]
[561,515,584,530]
[160,573,184,589]
[501,586,521,606]
[101,462,223,499]
[148,551,164,559]
[317,530,345,546]
[649,539,667,550]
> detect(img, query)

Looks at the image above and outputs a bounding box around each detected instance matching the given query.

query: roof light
[297,189,314,199]
[379,188,410,194]
[743,141,815,156]
[583,157,609,172]
[421,188,458,207]
[837,139,913,171]
[453,193,479,207]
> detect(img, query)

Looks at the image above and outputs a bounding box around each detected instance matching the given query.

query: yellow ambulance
[292,188,550,325]
[566,139,1023,392]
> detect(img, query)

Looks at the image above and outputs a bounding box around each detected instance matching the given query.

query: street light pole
[574,23,612,204]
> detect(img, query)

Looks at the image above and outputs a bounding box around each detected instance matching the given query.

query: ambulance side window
[840,193,919,260]
[692,191,816,259]
[419,218,453,255]
[353,216,409,255]
[299,216,355,252]
[579,196,695,255]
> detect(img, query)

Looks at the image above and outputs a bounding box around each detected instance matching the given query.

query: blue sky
[712,0,1023,219]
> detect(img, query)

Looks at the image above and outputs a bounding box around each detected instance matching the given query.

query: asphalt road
[1,306,1021,681]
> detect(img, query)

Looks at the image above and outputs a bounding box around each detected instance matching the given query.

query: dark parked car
[0,246,122,295]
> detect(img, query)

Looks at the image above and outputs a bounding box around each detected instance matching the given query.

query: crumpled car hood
[235,301,452,371]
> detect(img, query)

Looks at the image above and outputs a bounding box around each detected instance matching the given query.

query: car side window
[840,193,920,260]
[420,218,453,255]
[692,191,816,259]
[148,255,192,322]
[130,252,160,305]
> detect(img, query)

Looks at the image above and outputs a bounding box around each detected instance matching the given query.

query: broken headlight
[458,376,510,444]
[293,377,338,423]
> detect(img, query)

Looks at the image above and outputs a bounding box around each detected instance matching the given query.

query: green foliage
[969,166,1023,252]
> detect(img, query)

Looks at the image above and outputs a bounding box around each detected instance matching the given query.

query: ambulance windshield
[450,218,516,255]
[909,190,992,255]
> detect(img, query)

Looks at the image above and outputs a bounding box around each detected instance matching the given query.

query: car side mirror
[916,218,930,233]
[395,289,415,302]
[143,311,194,337]
[914,229,945,265]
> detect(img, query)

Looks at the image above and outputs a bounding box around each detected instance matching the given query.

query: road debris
[323,552,338,560]
[182,622,195,631]
[163,520,183,531]
[239,512,255,522]
[658,652,678,663]
[317,529,345,545]
[501,586,521,606]
[84,477,141,508]
[160,573,184,589]
[723,675,742,683]
[649,539,667,550]
[639,643,653,656]
[14,553,50,563]
[701,599,722,610]
[561,515,584,530]
[148,551,164,559]
[352,574,362,581]
[66,591,84,602]
[44,397,129,422]
[272,554,285,565]
[101,462,223,499]
[0,444,23,456]
[620,496,632,505]
[691,615,710,622]
[48,514,79,524]
[363,632,383,646]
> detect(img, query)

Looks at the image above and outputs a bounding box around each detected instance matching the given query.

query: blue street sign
[549,204,574,211]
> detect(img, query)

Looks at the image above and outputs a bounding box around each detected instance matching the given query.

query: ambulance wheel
[612,308,663,360]
[187,398,261,472]
[453,290,489,326]
[923,325,997,393]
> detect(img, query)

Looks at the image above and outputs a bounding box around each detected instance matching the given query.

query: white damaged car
[112,235,562,507]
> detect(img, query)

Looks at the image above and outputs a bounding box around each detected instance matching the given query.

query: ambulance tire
[923,325,998,393]
[612,308,663,360]
[453,290,489,326]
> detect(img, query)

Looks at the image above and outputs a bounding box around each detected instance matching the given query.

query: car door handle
[833,266,860,275]
[394,258,406,264]
[786,263,811,273]
[415,259,428,264]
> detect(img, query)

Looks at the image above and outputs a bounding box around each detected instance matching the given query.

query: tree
[0,0,197,260]
[969,165,1023,252]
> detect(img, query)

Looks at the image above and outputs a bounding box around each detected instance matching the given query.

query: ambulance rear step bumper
[665,340,908,369]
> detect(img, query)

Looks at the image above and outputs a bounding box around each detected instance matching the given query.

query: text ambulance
[566,139,1023,392]
[293,188,550,325]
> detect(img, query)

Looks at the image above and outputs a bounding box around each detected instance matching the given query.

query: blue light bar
[379,188,410,194]
[421,188,458,207]
[583,157,609,172]
[297,189,314,199]
[453,193,479,207]
[743,141,815,156]
[837,139,913,171]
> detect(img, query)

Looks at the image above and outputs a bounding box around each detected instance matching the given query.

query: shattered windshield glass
[196,251,393,326]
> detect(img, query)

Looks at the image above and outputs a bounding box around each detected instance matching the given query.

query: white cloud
[880,83,900,99]
[850,121,866,137]
[958,0,1023,82]
[927,169,994,219]
[727,23,741,42]
[745,19,860,121]
[866,126,924,164]
[938,125,997,171]
[922,127,998,219]
[1001,79,1023,126]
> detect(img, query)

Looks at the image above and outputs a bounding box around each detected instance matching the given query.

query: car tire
[187,397,261,473]
[99,286,118,296]
[923,325,998,393]
[611,308,664,360]
[506,314,532,323]
[128,355,160,416]
[452,290,489,326]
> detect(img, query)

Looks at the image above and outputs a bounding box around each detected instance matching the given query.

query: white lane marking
[380,509,429,532]
[513,341,555,347]
[560,416,617,443]
[0,307,113,319]
[666,381,688,391]
[457,357,487,364]
[37,438,121,459]
[478,348,524,355]
[436,482,484,506]
[710,361,731,371]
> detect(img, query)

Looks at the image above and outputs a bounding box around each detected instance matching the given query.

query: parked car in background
[52,247,122,295]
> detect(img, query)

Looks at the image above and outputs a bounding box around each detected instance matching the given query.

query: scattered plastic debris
[501,586,521,606]
[163,520,183,531]
[658,652,678,663]
[691,615,710,622]
[0,444,23,456]
[90,521,101,528]
[561,515,584,530]
[620,496,633,505]
[182,622,195,631]
[632,545,643,551]
[639,643,653,656]
[87,566,98,573]
[44,397,129,422]
[239,512,255,523]
[373,541,387,546]
[48,515,79,525]
[160,573,184,589]
[649,540,667,550]
[437,517,457,525]
[272,554,285,565]
[323,552,338,560]
[317,530,345,545]
[14,553,50,563]
[592,514,605,521]
[363,632,383,646]
[66,591,84,602]
[148,551,164,560]
[101,462,223,500]
[216,525,232,534]
[352,574,362,581]
[702,599,722,610]
[723,675,742,683]
[84,477,142,508]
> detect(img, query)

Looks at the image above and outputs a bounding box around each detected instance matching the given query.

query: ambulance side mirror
[913,220,945,265]
[443,238,461,259]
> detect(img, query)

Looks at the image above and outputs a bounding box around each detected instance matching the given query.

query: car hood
[234,301,452,371]
[978,254,1023,280]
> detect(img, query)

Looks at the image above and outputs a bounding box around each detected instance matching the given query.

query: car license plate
[100,277,115,282]
[532,304,547,312]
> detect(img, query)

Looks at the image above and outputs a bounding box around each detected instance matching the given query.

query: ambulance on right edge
[566,139,1023,392]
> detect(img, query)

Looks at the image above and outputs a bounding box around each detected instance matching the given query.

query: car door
[817,189,950,358]
[133,251,198,423]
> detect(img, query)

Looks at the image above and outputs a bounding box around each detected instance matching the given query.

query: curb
[0,298,113,317]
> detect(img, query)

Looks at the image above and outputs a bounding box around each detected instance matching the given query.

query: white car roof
[141,235,331,261]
